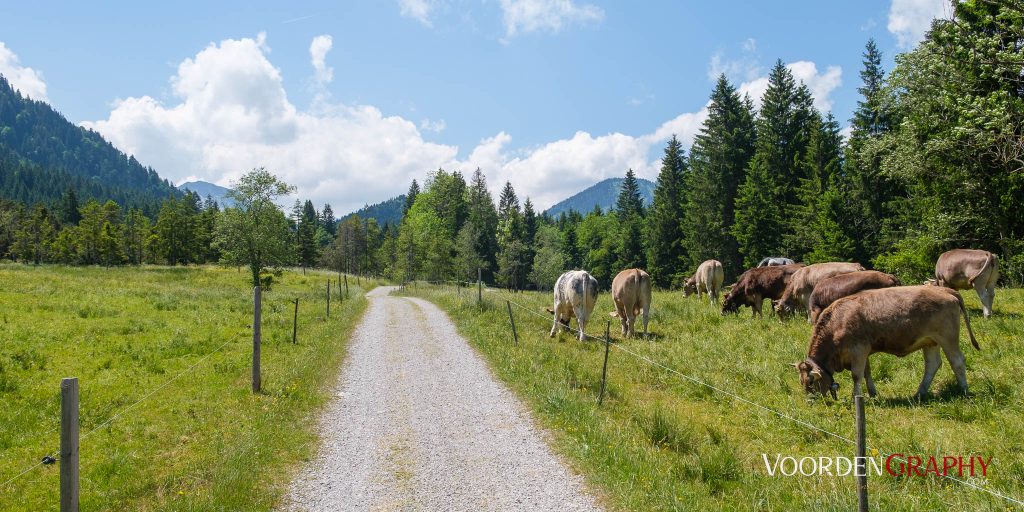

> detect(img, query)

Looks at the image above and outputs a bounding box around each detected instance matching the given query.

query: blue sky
[0,0,949,213]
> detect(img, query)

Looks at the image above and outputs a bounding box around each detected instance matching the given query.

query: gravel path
[283,287,602,511]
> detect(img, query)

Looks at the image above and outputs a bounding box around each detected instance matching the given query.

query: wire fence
[410,280,1024,508]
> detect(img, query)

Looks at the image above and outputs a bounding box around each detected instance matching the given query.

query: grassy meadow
[404,284,1024,510]
[0,264,375,510]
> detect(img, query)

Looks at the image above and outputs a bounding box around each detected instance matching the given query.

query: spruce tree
[615,169,646,270]
[402,179,420,217]
[732,60,815,266]
[460,168,499,281]
[646,136,687,286]
[683,76,755,279]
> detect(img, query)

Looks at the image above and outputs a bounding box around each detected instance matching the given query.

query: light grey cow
[546,270,599,341]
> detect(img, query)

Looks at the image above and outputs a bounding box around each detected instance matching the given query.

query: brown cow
[808,271,901,324]
[608,268,652,337]
[775,262,865,320]
[721,264,804,317]
[795,286,979,400]
[935,249,999,318]
[683,259,725,304]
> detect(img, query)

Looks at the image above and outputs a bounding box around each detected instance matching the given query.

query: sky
[0,0,952,213]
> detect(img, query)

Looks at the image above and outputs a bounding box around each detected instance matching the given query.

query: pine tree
[60,187,82,225]
[732,60,815,266]
[402,180,420,217]
[496,182,528,289]
[459,168,499,281]
[683,76,756,279]
[615,169,645,270]
[646,135,688,286]
[297,200,319,269]
[321,204,336,236]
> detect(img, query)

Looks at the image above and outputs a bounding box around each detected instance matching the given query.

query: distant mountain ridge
[179,180,235,207]
[0,74,180,210]
[340,195,405,227]
[545,177,656,218]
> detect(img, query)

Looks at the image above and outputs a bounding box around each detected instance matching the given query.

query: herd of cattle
[546,248,1000,401]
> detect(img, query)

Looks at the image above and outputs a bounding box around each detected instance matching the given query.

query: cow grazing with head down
[683,259,725,304]
[609,268,652,337]
[808,270,901,324]
[775,262,865,321]
[547,270,599,341]
[721,264,804,317]
[795,286,979,400]
[934,249,999,318]
[758,257,795,267]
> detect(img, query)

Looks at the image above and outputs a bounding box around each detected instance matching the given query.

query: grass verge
[404,283,1024,510]
[0,264,376,510]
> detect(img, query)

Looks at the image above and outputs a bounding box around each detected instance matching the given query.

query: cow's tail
[968,252,995,287]
[954,291,981,351]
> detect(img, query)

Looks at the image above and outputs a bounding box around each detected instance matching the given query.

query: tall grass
[0,264,376,510]
[405,284,1024,510]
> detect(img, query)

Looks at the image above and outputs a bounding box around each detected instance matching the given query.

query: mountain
[0,75,179,210]
[340,195,405,228]
[544,177,656,218]
[179,180,235,207]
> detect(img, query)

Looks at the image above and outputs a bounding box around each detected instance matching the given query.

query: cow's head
[774,298,798,319]
[546,307,571,326]
[794,360,838,399]
[721,289,742,315]
[682,277,697,297]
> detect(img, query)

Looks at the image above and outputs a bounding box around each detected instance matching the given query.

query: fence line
[413,281,1024,508]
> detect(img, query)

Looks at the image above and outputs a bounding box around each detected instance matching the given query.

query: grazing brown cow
[721,264,804,317]
[935,249,999,318]
[795,286,979,400]
[608,268,652,337]
[683,260,725,304]
[775,262,865,320]
[808,271,901,324]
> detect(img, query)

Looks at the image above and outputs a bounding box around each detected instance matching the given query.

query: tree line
[0,2,1020,289]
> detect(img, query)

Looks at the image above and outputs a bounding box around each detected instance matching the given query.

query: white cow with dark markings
[547,270,598,341]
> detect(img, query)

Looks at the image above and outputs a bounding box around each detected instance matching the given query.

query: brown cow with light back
[795,285,979,400]
[808,270,901,324]
[609,268,652,337]
[683,259,725,304]
[775,262,865,320]
[934,249,999,318]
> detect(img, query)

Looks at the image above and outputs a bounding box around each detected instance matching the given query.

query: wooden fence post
[506,301,518,345]
[856,394,868,512]
[253,286,261,393]
[326,280,331,319]
[292,298,299,344]
[599,321,611,405]
[477,267,482,304]
[344,274,349,299]
[60,377,79,512]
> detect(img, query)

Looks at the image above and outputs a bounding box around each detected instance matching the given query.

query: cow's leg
[752,295,763,318]
[615,300,628,336]
[863,359,878,398]
[574,306,587,341]
[549,306,560,337]
[916,345,942,400]
[850,354,867,398]
[939,340,969,395]
[640,302,650,338]
[972,280,991,318]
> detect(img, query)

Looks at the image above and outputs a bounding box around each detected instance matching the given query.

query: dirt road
[284,287,601,511]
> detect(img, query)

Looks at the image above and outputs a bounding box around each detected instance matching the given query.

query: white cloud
[742,38,757,52]
[82,33,845,214]
[399,0,435,27]
[420,118,446,133]
[83,34,457,213]
[888,0,949,49]
[499,0,603,38]
[0,41,48,101]
[309,35,333,84]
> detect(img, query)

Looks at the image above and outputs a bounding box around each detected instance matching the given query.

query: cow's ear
[810,368,823,381]
[545,307,555,315]
[791,361,802,369]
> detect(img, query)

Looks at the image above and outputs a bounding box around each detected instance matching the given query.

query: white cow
[547,270,598,341]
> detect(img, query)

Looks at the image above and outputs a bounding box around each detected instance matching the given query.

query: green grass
[0,264,377,510]
[404,284,1024,511]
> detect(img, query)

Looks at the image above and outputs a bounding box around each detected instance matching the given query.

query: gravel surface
[283,287,602,511]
